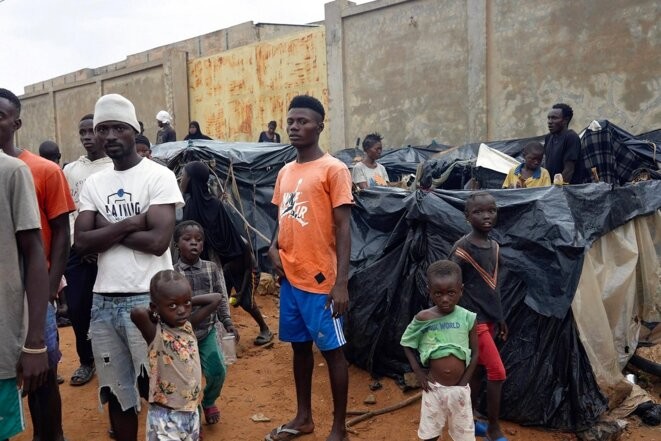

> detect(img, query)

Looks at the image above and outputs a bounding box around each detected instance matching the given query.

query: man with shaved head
[39,140,61,166]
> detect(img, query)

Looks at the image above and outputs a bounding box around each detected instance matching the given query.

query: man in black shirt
[544,103,584,184]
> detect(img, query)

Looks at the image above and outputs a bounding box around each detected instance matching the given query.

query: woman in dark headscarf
[184,121,212,140]
[180,161,274,345]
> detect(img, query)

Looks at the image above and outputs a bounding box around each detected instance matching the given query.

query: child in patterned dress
[131,270,221,440]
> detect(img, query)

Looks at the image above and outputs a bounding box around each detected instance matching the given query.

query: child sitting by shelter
[450,192,508,441]
[401,260,479,441]
[131,270,221,440]
[172,220,238,425]
[502,141,551,188]
[352,132,390,189]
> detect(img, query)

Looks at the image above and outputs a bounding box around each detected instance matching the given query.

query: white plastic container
[221,334,237,364]
[215,322,237,365]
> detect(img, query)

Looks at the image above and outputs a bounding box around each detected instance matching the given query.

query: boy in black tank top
[449,192,508,441]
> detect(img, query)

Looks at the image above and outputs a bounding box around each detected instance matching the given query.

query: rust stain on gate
[188,28,329,147]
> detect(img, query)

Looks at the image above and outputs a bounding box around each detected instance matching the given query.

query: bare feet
[325,427,348,441]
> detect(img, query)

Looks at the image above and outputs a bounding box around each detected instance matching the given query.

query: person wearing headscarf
[184,121,212,141]
[155,110,176,144]
[180,161,274,345]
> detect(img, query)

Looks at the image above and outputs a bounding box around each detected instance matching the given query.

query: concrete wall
[487,0,661,138]
[327,0,472,150]
[17,58,180,164]
[17,1,660,157]
[326,0,661,149]
[53,83,99,160]
[17,22,314,162]
[188,27,329,146]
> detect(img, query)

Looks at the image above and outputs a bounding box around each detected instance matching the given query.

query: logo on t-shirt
[280,178,309,226]
[105,188,141,221]
[428,322,461,331]
[370,175,387,187]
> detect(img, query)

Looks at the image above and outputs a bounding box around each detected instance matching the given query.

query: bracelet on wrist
[22,346,48,354]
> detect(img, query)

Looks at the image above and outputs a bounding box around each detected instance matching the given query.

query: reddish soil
[15,292,660,441]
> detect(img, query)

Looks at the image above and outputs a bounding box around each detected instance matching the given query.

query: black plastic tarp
[152,140,296,265]
[418,135,546,190]
[636,128,661,146]
[346,181,661,430]
[334,143,450,182]
[421,123,661,190]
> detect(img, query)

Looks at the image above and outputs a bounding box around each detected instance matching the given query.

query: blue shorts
[89,293,150,411]
[278,279,346,351]
[0,378,24,439]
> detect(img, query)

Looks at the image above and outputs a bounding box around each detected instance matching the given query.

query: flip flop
[474,420,488,437]
[255,331,274,346]
[203,405,221,424]
[264,424,311,441]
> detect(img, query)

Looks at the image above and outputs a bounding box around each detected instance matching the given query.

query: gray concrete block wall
[16,2,660,155]
[326,0,660,148]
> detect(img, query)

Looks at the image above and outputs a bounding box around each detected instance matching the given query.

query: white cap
[93,94,140,133]
[156,110,172,124]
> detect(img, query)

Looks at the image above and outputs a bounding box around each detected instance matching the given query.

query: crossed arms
[74,204,175,256]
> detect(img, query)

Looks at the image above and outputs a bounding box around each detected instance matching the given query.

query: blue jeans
[89,293,149,411]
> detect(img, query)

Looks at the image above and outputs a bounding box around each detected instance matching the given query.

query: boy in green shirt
[401,260,479,441]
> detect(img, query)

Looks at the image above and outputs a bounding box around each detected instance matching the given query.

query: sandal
[70,364,95,386]
[203,405,221,424]
[265,424,313,441]
[475,420,488,437]
[254,331,274,346]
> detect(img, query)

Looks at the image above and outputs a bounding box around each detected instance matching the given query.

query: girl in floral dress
[131,270,221,440]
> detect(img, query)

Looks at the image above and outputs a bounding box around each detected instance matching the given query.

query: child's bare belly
[428,355,466,386]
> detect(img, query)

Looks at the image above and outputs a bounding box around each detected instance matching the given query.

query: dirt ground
[16,292,661,441]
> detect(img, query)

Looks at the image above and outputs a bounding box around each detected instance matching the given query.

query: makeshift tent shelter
[421,121,661,190]
[152,140,295,267]
[153,140,661,431]
[346,182,661,430]
[418,135,546,189]
[334,143,450,182]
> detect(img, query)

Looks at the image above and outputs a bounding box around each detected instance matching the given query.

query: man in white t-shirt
[63,113,113,387]
[74,94,184,441]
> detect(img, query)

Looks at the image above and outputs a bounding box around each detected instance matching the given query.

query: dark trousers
[64,249,97,366]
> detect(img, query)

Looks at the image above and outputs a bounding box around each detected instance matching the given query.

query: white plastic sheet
[475,143,520,174]
[572,210,661,413]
